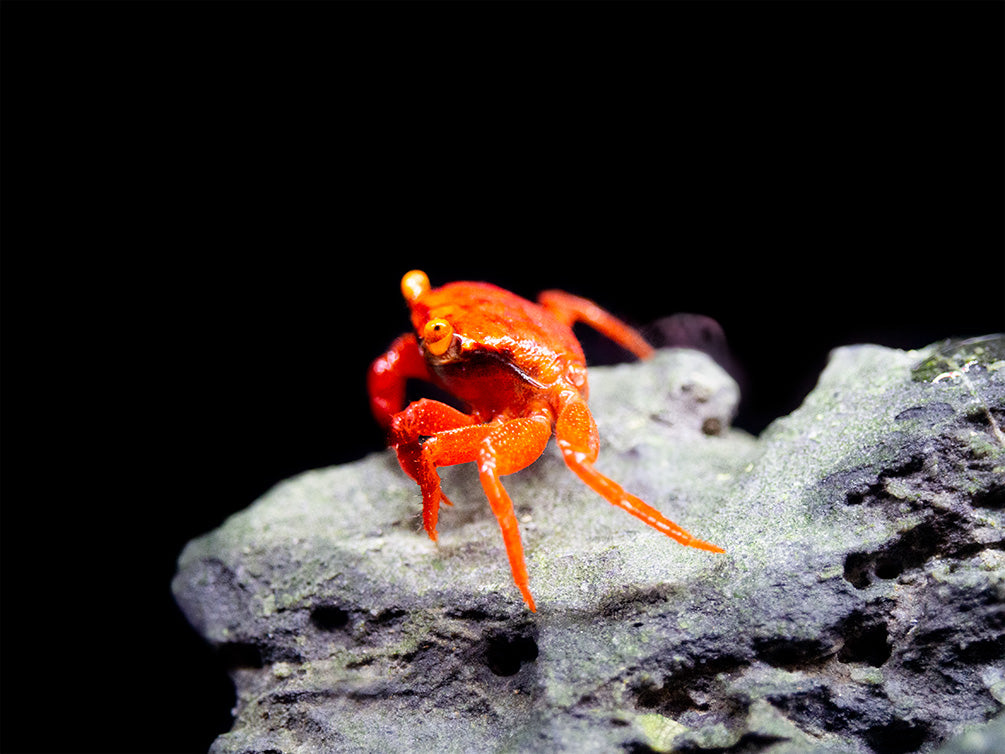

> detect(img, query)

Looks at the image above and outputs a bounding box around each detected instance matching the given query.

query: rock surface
[173,339,1005,753]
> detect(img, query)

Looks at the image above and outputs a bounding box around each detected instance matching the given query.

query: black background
[2,2,1002,752]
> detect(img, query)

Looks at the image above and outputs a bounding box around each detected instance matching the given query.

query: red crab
[368,270,723,611]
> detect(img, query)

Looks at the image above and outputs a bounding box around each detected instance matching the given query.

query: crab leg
[538,289,654,360]
[478,466,535,612]
[555,394,724,553]
[476,414,552,612]
[389,400,552,610]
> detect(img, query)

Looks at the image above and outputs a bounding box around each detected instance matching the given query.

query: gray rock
[173,339,1005,753]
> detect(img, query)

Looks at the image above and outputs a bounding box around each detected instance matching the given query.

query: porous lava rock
[173,339,1005,753]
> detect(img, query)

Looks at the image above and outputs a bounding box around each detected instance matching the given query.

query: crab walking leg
[565,455,725,552]
[537,289,655,360]
[555,395,724,553]
[479,466,536,612]
[476,415,552,612]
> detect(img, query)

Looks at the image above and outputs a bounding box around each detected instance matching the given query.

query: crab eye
[401,270,431,303]
[422,318,454,356]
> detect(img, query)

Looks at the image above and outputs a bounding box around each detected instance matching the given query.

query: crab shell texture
[404,271,589,423]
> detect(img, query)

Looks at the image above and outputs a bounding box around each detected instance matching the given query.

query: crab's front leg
[388,400,552,611]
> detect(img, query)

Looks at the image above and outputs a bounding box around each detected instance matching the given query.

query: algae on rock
[173,341,1005,753]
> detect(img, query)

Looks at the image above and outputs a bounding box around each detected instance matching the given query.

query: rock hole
[485,633,538,677]
[448,607,491,621]
[755,637,834,670]
[843,519,949,590]
[843,551,873,589]
[632,655,748,718]
[873,556,903,581]
[635,680,691,713]
[845,487,868,506]
[956,635,1005,664]
[863,719,929,754]
[839,616,891,667]
[891,522,943,570]
[311,605,350,632]
[701,417,723,436]
[973,483,1005,509]
[218,641,264,669]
